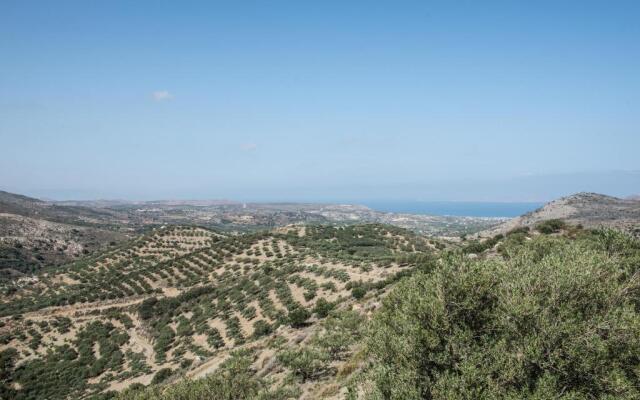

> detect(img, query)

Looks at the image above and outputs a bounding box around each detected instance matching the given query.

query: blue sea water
[362,201,545,218]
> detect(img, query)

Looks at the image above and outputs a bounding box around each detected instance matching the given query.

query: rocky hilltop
[483,192,640,236]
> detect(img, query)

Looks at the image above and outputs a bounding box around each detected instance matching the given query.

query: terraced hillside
[0,224,437,399]
[0,189,500,282]
[122,223,637,400]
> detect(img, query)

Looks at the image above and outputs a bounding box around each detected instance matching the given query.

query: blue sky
[1,1,639,201]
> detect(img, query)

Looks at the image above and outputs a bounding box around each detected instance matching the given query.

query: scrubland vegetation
[359,228,640,399]
[1,219,639,399]
[0,224,431,399]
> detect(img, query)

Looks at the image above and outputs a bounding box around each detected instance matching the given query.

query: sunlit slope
[0,224,435,399]
[109,224,640,400]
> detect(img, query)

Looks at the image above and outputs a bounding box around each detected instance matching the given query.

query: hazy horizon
[4,169,639,204]
[2,2,639,202]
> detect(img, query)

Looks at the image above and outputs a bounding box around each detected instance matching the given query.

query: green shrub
[277,346,328,383]
[138,297,157,320]
[151,368,173,385]
[252,320,273,338]
[536,218,567,234]
[351,285,367,299]
[303,290,316,301]
[312,310,364,360]
[207,328,224,349]
[506,226,530,236]
[154,326,175,363]
[461,234,503,254]
[362,231,640,399]
[117,350,281,400]
[0,348,18,398]
[287,308,310,328]
[312,298,334,318]
[176,316,193,337]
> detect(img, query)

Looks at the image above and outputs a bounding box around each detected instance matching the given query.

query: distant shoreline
[362,201,544,218]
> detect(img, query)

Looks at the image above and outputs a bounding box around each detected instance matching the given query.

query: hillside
[0,192,131,278]
[111,224,640,400]
[60,198,503,236]
[482,192,640,237]
[6,190,638,399]
[0,190,502,280]
[0,224,437,399]
[0,191,129,227]
[358,227,640,399]
[1,212,639,399]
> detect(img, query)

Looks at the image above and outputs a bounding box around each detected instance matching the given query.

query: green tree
[312,310,364,360]
[312,298,334,318]
[287,307,310,328]
[252,320,273,338]
[362,231,640,399]
[151,368,173,384]
[277,347,328,382]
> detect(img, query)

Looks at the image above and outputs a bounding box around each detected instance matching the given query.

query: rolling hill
[1,191,639,399]
[0,189,504,280]
[0,191,131,278]
[482,192,640,237]
[0,223,438,399]
[3,219,638,399]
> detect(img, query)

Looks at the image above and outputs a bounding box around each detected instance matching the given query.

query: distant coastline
[362,201,544,218]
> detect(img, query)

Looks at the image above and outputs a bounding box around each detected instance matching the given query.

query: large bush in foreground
[363,231,640,399]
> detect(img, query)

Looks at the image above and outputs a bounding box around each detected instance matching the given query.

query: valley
[1,191,639,399]
[0,190,503,280]
[0,222,436,399]
[4,3,639,398]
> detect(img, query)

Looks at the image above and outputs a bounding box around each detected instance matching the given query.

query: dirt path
[128,327,158,368]
[187,351,230,379]
[14,296,149,321]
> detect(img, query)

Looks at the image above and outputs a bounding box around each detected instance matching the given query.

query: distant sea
[362,201,545,218]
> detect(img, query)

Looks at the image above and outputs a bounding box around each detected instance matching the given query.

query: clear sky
[1,1,639,201]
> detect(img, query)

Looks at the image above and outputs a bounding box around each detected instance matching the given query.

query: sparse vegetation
[536,218,567,234]
[2,188,637,400]
[118,350,299,400]
[1,223,424,398]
